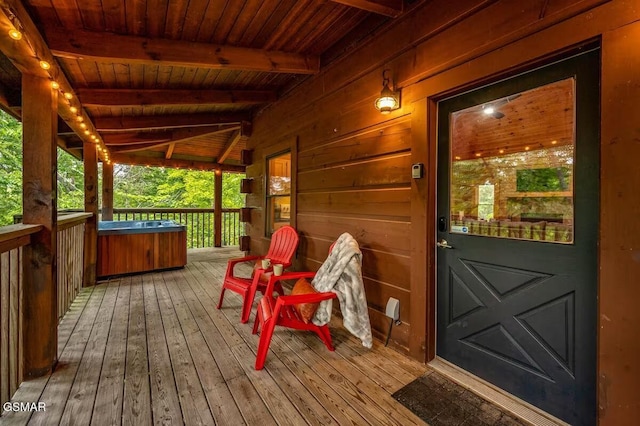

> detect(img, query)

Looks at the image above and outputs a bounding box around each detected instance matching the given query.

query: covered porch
[1,0,639,424]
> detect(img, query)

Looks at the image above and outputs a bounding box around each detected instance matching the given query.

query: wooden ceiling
[451,78,575,161]
[0,0,410,171]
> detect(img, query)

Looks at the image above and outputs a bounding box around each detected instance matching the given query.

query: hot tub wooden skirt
[97,230,187,278]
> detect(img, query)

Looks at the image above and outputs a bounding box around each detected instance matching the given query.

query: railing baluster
[103,208,238,248]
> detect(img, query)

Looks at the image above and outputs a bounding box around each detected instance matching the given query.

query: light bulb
[9,29,22,40]
[64,92,73,100]
[51,81,59,90]
[39,60,51,70]
[69,106,78,113]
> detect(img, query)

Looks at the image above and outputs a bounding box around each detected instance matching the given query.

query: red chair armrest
[264,271,317,295]
[226,255,262,278]
[227,255,261,267]
[277,292,336,306]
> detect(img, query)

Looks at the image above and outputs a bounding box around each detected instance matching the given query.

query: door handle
[436,239,454,249]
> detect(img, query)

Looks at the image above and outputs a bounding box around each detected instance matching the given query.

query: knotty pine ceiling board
[452,79,574,160]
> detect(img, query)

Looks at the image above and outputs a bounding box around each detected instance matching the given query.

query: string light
[3,9,99,150]
[8,28,22,40]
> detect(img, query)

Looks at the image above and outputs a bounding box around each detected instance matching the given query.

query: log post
[21,73,58,378]
[102,161,114,221]
[214,170,223,247]
[83,143,98,286]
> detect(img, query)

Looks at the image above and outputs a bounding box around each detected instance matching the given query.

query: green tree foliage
[57,149,85,210]
[0,111,22,225]
[113,165,244,208]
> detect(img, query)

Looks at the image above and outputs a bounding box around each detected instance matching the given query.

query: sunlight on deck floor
[1,248,429,425]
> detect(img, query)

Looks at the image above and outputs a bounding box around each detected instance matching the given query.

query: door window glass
[449,78,575,243]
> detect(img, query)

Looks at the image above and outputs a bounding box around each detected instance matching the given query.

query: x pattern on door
[446,258,575,383]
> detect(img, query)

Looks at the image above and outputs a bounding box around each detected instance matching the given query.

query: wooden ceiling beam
[103,133,172,146]
[218,121,252,164]
[103,124,238,147]
[46,27,320,74]
[105,125,239,152]
[218,131,242,165]
[78,88,276,107]
[110,153,246,173]
[93,112,251,132]
[330,0,403,17]
[165,143,175,160]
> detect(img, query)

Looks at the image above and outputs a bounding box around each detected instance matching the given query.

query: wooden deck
[1,249,429,425]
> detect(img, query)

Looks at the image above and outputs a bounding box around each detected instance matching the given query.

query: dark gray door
[436,49,599,425]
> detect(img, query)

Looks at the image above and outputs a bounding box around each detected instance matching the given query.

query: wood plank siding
[243,2,640,424]
[1,251,428,425]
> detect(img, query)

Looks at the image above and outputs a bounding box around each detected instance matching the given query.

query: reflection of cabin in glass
[450,79,575,242]
[266,152,292,235]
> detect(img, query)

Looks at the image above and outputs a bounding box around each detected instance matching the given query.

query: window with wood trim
[266,151,291,236]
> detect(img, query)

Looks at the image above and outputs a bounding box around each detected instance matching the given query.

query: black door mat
[392,371,528,426]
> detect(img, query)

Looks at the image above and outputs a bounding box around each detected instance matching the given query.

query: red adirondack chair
[217,225,299,323]
[252,252,338,370]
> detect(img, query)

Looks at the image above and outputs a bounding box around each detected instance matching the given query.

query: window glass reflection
[450,78,575,243]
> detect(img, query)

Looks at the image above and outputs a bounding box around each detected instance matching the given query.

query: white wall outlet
[385,297,400,321]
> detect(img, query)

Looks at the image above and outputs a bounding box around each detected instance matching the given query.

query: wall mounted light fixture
[375,69,400,114]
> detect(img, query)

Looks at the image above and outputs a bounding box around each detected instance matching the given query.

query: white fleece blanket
[311,233,373,348]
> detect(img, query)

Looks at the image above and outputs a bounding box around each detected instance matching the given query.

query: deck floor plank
[1,248,428,426]
[92,279,131,426]
[295,331,425,426]
[28,284,107,426]
[179,264,277,426]
[122,276,152,426]
[154,271,215,426]
[143,274,183,426]
[59,281,119,426]
[170,268,248,425]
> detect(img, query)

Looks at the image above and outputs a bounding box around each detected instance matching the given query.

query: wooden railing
[112,208,243,248]
[0,213,91,407]
[57,213,91,320]
[0,223,42,408]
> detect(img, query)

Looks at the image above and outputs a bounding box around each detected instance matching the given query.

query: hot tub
[97,220,187,278]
